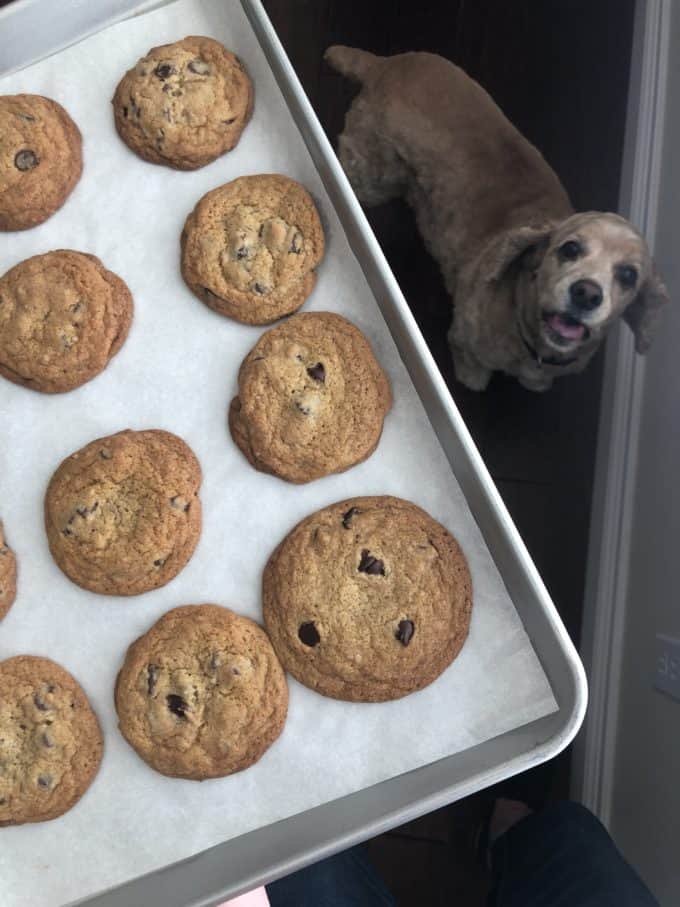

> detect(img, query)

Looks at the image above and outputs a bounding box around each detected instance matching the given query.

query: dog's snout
[569,279,603,311]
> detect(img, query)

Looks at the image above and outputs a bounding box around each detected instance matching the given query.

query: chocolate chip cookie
[0,94,82,231]
[45,429,202,596]
[181,174,325,324]
[0,250,133,394]
[112,36,253,170]
[229,312,392,483]
[115,604,288,780]
[0,521,17,622]
[263,496,473,702]
[0,656,103,825]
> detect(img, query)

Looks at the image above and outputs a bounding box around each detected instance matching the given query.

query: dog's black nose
[569,279,602,310]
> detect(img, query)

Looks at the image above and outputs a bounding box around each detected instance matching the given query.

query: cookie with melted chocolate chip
[112,36,253,170]
[263,496,472,702]
[0,94,82,231]
[229,312,392,483]
[114,604,288,779]
[181,174,325,324]
[44,429,202,596]
[0,656,102,825]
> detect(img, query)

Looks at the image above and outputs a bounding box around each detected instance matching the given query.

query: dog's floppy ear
[623,263,670,354]
[486,224,554,283]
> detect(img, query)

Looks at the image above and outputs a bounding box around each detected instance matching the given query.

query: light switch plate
[654,634,680,702]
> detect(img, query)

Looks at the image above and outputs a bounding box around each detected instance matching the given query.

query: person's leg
[266,845,396,907]
[488,800,659,907]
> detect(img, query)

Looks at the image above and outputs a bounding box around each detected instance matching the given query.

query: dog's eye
[616,265,638,289]
[558,240,582,261]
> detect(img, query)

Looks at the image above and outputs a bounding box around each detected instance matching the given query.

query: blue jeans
[266,802,658,907]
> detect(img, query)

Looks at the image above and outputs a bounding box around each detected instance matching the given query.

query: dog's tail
[324,45,383,84]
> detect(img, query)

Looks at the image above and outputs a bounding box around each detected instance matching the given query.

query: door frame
[571,0,671,825]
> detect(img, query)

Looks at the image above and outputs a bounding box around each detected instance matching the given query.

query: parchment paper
[0,2,557,904]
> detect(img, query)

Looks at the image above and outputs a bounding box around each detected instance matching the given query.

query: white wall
[608,7,680,902]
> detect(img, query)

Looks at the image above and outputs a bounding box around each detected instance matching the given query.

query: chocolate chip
[147,664,159,695]
[37,774,53,789]
[232,667,241,676]
[153,558,166,567]
[358,549,385,576]
[306,362,325,383]
[396,620,414,646]
[188,58,210,75]
[166,693,188,719]
[223,117,236,125]
[298,621,320,647]
[123,106,129,118]
[155,62,175,80]
[235,246,249,260]
[253,282,269,295]
[289,232,302,254]
[34,693,50,711]
[42,732,54,748]
[295,401,311,416]
[342,507,360,529]
[0,798,6,805]
[14,149,38,171]
[170,495,189,512]
[62,528,73,537]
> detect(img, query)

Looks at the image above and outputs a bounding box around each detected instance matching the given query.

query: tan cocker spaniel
[326,47,669,391]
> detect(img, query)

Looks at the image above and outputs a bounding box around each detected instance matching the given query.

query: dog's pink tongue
[548,314,585,340]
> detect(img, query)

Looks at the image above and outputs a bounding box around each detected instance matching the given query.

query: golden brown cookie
[112,36,253,170]
[45,429,202,596]
[0,656,103,826]
[0,94,82,231]
[115,604,288,780]
[229,312,392,483]
[0,250,133,394]
[0,521,17,622]
[181,174,325,324]
[263,496,473,702]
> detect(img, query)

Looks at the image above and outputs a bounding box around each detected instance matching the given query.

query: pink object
[546,312,586,340]
[218,888,270,907]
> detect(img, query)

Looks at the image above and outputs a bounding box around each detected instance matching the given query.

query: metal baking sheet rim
[0,1,587,905]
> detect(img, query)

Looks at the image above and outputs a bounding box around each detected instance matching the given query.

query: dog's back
[326,47,572,264]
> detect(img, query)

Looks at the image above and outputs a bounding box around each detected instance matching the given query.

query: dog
[325,46,669,391]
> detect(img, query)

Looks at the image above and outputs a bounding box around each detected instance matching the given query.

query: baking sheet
[0,1,557,905]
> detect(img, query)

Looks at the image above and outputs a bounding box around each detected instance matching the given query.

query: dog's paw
[518,375,553,392]
[453,357,492,392]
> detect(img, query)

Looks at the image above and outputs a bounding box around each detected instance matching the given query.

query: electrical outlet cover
[653,634,680,702]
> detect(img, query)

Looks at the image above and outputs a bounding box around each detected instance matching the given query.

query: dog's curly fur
[326,46,669,391]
